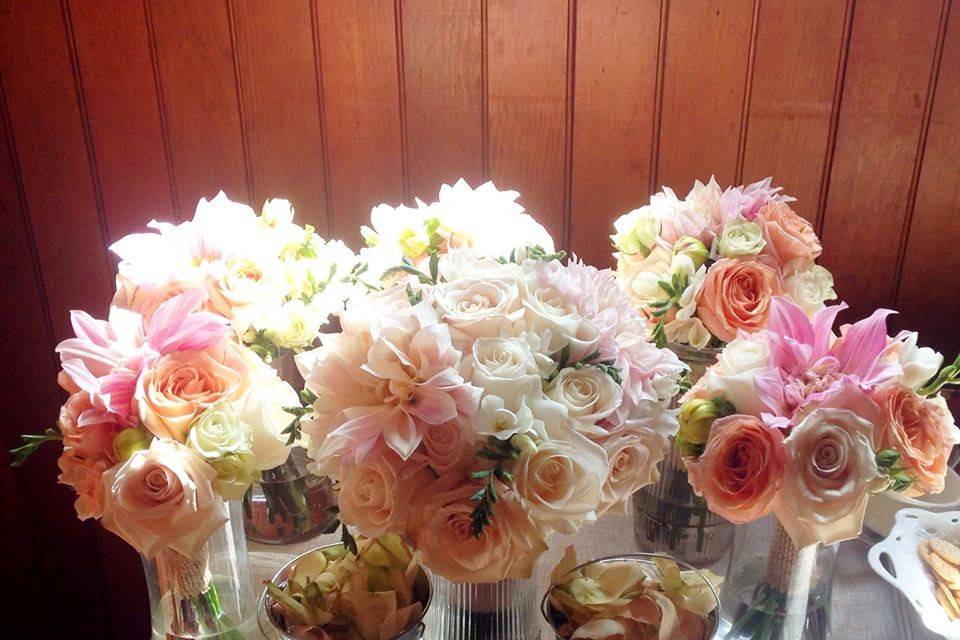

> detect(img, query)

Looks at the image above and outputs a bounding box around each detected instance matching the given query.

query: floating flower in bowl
[261,533,430,640]
[542,547,722,639]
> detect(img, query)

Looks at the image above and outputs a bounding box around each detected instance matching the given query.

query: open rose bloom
[110,192,358,357]
[680,295,960,548]
[297,186,686,582]
[612,178,836,348]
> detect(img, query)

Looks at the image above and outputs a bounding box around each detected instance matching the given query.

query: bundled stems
[155,546,244,640]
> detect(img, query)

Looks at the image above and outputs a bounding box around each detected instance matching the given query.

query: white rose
[468,336,549,404]
[717,220,766,257]
[597,425,670,516]
[547,367,623,428]
[513,428,607,533]
[895,331,943,391]
[236,374,298,470]
[612,206,661,256]
[782,260,837,315]
[435,275,524,344]
[266,299,320,351]
[719,333,771,374]
[187,403,259,500]
[773,407,880,547]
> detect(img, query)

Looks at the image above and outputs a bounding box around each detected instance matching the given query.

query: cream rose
[547,367,623,427]
[774,407,880,547]
[611,206,660,256]
[265,299,320,351]
[597,427,669,517]
[782,260,836,315]
[100,439,228,558]
[187,403,258,500]
[718,333,771,375]
[513,430,607,533]
[414,420,469,474]
[435,275,524,344]
[337,456,407,539]
[235,372,298,470]
[469,335,548,404]
[522,277,588,353]
[136,343,248,442]
[717,220,766,258]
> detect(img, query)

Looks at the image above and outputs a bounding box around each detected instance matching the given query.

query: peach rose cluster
[48,287,301,558]
[681,296,960,548]
[612,177,836,347]
[297,247,686,582]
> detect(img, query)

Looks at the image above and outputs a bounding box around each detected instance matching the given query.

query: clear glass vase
[242,447,339,544]
[144,501,257,639]
[719,516,837,640]
[633,342,735,564]
[425,573,542,640]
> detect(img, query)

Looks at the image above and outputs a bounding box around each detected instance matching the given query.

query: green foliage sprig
[9,428,62,467]
[919,353,960,397]
[469,436,520,537]
[281,388,318,446]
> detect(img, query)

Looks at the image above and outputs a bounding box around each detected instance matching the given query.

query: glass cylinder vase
[426,573,542,640]
[632,342,735,564]
[145,501,257,639]
[719,516,837,640]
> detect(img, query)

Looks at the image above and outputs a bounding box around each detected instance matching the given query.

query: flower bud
[678,398,734,446]
[875,448,901,469]
[113,427,152,462]
[673,236,709,269]
[510,433,538,455]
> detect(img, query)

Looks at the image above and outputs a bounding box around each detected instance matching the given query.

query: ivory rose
[434,275,524,345]
[414,481,547,583]
[758,201,822,266]
[686,415,786,524]
[547,367,624,429]
[100,439,228,558]
[695,258,783,342]
[235,372,299,470]
[875,385,960,496]
[467,335,550,403]
[781,260,836,315]
[597,425,670,516]
[773,407,880,547]
[338,454,422,539]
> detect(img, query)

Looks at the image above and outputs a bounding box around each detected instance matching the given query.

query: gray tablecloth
[249,508,939,640]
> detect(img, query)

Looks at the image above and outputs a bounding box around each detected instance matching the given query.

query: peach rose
[875,385,960,496]
[412,420,471,474]
[413,479,547,583]
[338,453,432,539]
[686,414,786,524]
[58,452,114,520]
[696,258,783,342]
[100,439,227,558]
[758,201,821,266]
[135,342,249,442]
[114,275,194,323]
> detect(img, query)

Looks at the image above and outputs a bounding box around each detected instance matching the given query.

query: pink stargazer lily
[757,296,901,423]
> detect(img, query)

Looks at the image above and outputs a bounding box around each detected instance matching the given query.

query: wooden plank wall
[0,1,957,636]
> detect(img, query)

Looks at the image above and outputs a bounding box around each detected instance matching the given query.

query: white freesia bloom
[664,317,711,349]
[476,395,540,441]
[895,331,943,391]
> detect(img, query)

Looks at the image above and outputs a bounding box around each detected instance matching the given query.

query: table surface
[249,507,940,640]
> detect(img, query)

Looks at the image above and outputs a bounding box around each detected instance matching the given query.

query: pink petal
[833,308,896,381]
[69,310,113,346]
[811,302,848,356]
[768,297,814,346]
[146,289,229,354]
[406,387,458,425]
[381,407,421,460]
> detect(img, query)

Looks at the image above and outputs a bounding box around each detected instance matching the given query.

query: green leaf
[340,523,359,556]
[918,353,960,397]
[405,283,423,305]
[10,428,62,467]
[429,251,439,284]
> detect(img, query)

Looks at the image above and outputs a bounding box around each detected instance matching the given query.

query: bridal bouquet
[613,178,835,348]
[680,296,959,547]
[296,248,686,582]
[110,192,357,359]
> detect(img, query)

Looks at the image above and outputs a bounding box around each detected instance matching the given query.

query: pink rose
[696,258,783,342]
[686,414,786,524]
[337,452,433,539]
[100,439,227,558]
[413,478,547,582]
[875,385,960,496]
[135,342,249,441]
[758,201,821,266]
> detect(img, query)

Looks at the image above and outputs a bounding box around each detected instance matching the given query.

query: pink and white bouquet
[295,248,686,582]
[14,288,300,558]
[359,179,555,285]
[111,192,358,358]
[612,178,836,348]
[679,296,960,547]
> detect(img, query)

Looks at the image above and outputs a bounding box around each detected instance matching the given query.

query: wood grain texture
[67,0,174,240]
[487,0,570,243]
[147,0,250,215]
[895,0,960,356]
[656,0,755,190]
[315,0,404,244]
[570,0,662,268]
[739,0,848,223]
[400,0,484,198]
[231,0,329,231]
[818,0,946,320]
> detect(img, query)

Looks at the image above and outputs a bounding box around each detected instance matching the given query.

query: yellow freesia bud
[678,399,720,446]
[510,433,538,455]
[673,236,709,269]
[113,428,152,462]
[398,227,429,260]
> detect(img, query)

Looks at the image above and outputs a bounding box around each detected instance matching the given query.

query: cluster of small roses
[295,249,687,582]
[111,192,358,356]
[680,296,960,547]
[42,287,302,559]
[612,178,835,348]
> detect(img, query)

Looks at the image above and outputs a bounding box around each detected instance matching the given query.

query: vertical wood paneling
[818,0,947,320]
[570,0,661,268]
[896,0,960,356]
[740,0,849,222]
[487,0,569,243]
[656,0,755,190]
[67,0,174,240]
[148,0,250,216]
[401,0,484,197]
[315,0,404,243]
[0,0,113,637]
[231,0,329,230]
